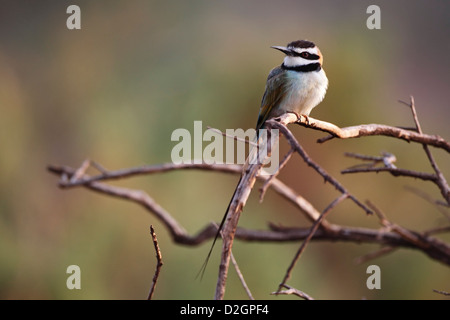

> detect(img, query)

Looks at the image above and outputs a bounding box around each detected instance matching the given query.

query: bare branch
[70,159,91,183]
[48,159,450,268]
[354,246,398,265]
[259,147,294,202]
[433,289,450,296]
[47,161,327,228]
[295,116,450,153]
[213,115,299,300]
[47,99,450,300]
[277,194,349,293]
[404,186,450,221]
[342,165,438,182]
[212,222,254,300]
[272,284,314,300]
[344,152,397,169]
[148,225,163,300]
[206,126,258,147]
[230,252,254,300]
[407,96,450,205]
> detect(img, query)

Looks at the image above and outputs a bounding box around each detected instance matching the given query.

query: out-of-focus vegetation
[0,0,449,299]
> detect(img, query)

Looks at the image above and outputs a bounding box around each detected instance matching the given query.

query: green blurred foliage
[0,0,449,299]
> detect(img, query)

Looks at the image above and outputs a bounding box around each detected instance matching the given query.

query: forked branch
[48,98,449,300]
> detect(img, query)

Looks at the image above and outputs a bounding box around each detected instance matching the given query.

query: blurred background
[0,0,449,299]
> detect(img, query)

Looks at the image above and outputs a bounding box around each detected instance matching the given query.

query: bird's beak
[271,46,291,55]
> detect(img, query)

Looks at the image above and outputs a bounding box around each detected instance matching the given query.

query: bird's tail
[197,132,268,279]
[197,175,243,280]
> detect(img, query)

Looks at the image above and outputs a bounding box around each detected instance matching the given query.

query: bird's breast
[278,69,328,117]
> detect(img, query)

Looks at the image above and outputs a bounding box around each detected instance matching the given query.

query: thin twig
[404,186,450,221]
[206,126,258,147]
[271,284,314,300]
[424,226,450,236]
[277,194,349,293]
[354,246,398,265]
[148,225,163,300]
[407,96,450,205]
[432,289,450,296]
[259,147,294,202]
[344,152,397,169]
[49,162,243,188]
[230,252,254,300]
[342,166,438,182]
[211,223,254,300]
[70,159,90,183]
[367,201,428,249]
[91,160,110,175]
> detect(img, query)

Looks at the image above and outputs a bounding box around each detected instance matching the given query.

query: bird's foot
[287,111,301,122]
[300,114,310,125]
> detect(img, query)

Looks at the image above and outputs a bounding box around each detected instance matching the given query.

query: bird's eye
[300,52,310,58]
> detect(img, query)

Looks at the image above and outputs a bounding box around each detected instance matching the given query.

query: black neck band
[282,63,321,72]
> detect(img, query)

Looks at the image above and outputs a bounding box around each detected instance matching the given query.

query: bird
[256,39,328,132]
[199,39,328,277]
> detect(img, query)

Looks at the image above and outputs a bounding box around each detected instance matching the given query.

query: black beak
[270,45,292,55]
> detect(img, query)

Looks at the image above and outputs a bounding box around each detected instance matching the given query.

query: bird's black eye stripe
[282,63,321,72]
[290,51,320,60]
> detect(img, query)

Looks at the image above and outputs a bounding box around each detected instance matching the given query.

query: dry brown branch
[277,194,349,293]
[213,114,293,300]
[259,147,294,202]
[47,162,450,270]
[335,98,450,206]
[342,163,438,182]
[354,246,398,265]
[230,252,254,300]
[47,161,326,229]
[344,152,397,169]
[297,116,450,153]
[404,186,450,220]
[405,96,450,205]
[368,201,430,249]
[47,98,450,300]
[272,284,314,300]
[147,225,163,300]
[433,289,450,296]
[211,222,254,300]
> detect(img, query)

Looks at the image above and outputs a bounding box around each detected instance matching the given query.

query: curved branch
[46,163,450,266]
[294,116,450,153]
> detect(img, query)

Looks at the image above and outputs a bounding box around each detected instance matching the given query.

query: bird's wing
[255,66,287,132]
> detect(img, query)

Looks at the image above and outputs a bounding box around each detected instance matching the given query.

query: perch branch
[294,116,450,153]
[268,118,373,215]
